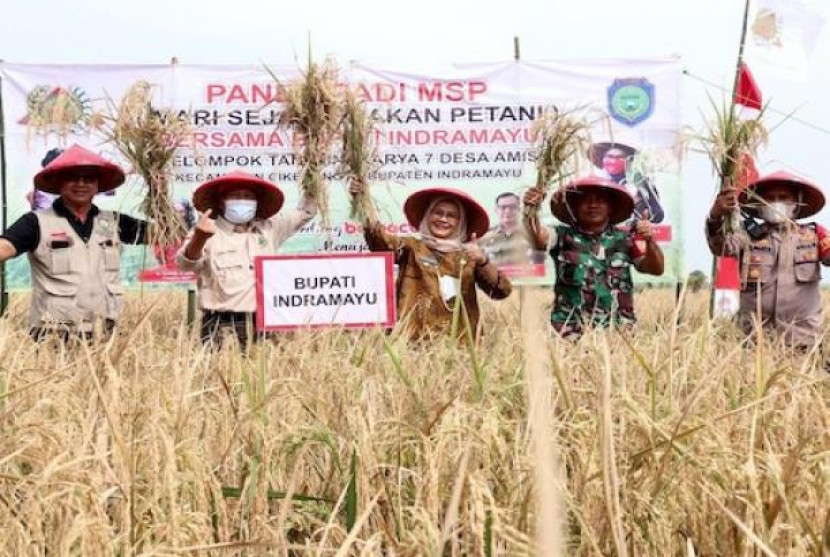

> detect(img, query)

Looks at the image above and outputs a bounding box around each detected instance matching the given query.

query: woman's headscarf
[417,196,468,253]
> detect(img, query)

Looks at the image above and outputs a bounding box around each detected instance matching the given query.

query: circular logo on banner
[607,78,655,127]
[18,85,93,137]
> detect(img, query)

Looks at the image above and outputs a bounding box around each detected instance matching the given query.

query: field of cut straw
[1,288,829,555]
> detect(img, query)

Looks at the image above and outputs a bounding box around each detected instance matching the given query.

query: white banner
[255,253,395,330]
[0,60,684,290]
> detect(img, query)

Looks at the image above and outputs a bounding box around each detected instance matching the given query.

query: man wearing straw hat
[523,176,664,339]
[707,171,830,350]
[0,144,147,341]
[178,171,316,346]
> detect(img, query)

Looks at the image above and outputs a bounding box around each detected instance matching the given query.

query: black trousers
[200,310,259,347]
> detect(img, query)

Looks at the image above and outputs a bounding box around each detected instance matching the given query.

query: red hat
[403,187,489,240]
[550,176,635,225]
[193,171,284,220]
[739,171,825,219]
[588,141,638,169]
[33,144,126,194]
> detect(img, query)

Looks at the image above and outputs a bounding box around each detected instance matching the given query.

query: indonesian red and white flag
[745,0,826,79]
[713,256,741,319]
[713,154,757,319]
[734,62,762,117]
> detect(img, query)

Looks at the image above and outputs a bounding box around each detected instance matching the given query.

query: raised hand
[462,232,488,266]
[194,209,217,237]
[523,187,545,209]
[633,219,653,241]
[348,179,366,198]
[710,190,738,220]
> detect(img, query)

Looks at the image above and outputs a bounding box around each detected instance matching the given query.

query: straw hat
[193,171,285,219]
[33,144,125,194]
[739,171,825,219]
[550,176,635,225]
[588,141,638,169]
[403,187,490,240]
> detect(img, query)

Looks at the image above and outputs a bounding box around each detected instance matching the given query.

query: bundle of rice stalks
[525,107,591,221]
[96,81,193,248]
[275,55,344,227]
[697,98,768,233]
[339,89,379,222]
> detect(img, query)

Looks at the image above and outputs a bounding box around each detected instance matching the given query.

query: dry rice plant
[531,107,592,195]
[275,56,344,228]
[339,89,379,223]
[0,288,829,555]
[95,81,193,249]
[525,108,592,234]
[696,99,768,234]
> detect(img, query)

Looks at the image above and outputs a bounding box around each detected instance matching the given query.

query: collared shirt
[363,222,512,338]
[178,195,316,312]
[1,198,147,254]
[706,217,830,347]
[481,225,543,267]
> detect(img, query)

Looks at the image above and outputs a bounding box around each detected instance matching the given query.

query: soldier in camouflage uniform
[523,176,665,338]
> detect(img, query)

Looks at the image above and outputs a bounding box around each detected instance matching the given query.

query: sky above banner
[0,0,829,279]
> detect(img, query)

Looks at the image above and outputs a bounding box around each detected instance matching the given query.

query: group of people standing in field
[1,143,828,356]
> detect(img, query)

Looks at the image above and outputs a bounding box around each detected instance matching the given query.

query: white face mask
[760,201,795,224]
[224,199,258,224]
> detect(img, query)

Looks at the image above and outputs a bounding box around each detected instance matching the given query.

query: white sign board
[255,253,396,331]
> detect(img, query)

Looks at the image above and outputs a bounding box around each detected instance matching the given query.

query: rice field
[0,288,828,555]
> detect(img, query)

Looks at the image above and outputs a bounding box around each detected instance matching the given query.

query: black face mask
[743,214,764,239]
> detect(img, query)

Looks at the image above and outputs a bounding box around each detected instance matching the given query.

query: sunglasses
[62,172,100,183]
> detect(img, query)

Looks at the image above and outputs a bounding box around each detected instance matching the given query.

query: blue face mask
[224,200,258,224]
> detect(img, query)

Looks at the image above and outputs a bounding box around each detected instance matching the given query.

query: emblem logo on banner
[18,85,92,134]
[607,78,655,127]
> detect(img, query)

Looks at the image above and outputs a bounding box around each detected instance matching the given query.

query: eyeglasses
[430,209,460,220]
[496,204,518,211]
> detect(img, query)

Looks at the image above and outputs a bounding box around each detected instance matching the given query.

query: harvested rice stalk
[697,98,768,234]
[339,89,379,223]
[275,55,344,228]
[96,81,193,248]
[524,107,591,230]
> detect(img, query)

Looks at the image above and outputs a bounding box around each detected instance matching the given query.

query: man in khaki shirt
[706,171,830,349]
[178,171,316,346]
[481,192,544,270]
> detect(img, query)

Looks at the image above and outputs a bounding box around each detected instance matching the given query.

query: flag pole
[709,0,753,317]
[0,63,9,317]
[731,0,753,99]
